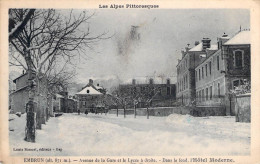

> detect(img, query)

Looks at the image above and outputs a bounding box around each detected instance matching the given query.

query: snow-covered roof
[207,44,218,51]
[189,43,203,52]
[96,86,103,90]
[224,30,250,45]
[76,86,102,95]
[56,94,64,98]
[189,43,218,52]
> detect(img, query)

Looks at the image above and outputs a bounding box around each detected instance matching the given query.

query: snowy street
[9,113,250,156]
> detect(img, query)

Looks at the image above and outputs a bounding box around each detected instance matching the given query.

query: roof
[95,86,103,90]
[189,43,203,52]
[76,86,102,95]
[189,43,218,52]
[56,94,64,98]
[224,30,250,45]
[13,72,28,83]
[122,76,175,85]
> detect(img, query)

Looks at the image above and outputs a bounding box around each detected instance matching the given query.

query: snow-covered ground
[9,113,250,156]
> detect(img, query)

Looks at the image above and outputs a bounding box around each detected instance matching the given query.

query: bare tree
[112,86,161,119]
[9,9,36,41]
[9,9,109,142]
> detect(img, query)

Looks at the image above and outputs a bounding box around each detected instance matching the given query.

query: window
[209,61,212,75]
[195,71,197,82]
[206,88,208,100]
[184,76,186,90]
[218,83,220,98]
[167,87,171,95]
[209,86,212,100]
[233,80,240,90]
[186,74,188,89]
[217,56,220,70]
[233,50,243,68]
[205,64,208,77]
[199,69,201,81]
[199,90,202,102]
[232,79,246,90]
[202,89,204,101]
[202,67,204,79]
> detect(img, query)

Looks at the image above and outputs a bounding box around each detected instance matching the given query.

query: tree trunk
[124,105,126,118]
[147,106,149,119]
[24,57,36,142]
[116,106,118,117]
[25,100,36,142]
[134,104,136,118]
[36,108,41,129]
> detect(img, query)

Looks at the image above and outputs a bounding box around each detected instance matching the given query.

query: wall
[15,73,28,90]
[11,89,29,113]
[108,106,224,117]
[235,94,250,122]
[77,94,104,113]
[176,47,204,106]
[118,83,176,108]
[67,99,77,113]
[195,49,227,107]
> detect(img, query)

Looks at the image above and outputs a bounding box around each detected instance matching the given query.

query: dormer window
[233,50,244,68]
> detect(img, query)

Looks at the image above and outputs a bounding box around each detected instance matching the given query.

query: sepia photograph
[1,0,260,163]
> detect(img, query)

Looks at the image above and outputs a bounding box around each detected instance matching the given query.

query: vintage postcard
[1,0,260,163]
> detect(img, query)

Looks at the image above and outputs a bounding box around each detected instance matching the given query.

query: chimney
[195,41,200,46]
[202,38,211,51]
[89,79,93,85]
[185,44,191,52]
[132,79,136,85]
[218,33,230,49]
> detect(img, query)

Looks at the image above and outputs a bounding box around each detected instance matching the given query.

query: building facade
[11,72,48,115]
[177,30,250,116]
[176,39,210,106]
[75,79,105,113]
[118,77,176,108]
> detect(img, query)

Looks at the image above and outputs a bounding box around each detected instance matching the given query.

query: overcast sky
[9,9,250,87]
[71,9,250,84]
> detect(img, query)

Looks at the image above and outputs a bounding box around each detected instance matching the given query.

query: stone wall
[235,94,250,123]
[109,106,226,117]
[190,106,226,117]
